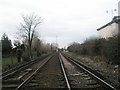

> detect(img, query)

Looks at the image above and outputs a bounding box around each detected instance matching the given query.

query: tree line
[1,33,56,62]
[1,13,56,63]
[67,35,120,65]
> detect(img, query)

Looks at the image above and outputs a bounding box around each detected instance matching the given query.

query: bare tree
[19,14,42,59]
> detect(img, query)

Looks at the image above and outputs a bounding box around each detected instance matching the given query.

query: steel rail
[1,60,32,76]
[62,53,117,90]
[1,54,51,79]
[59,53,71,90]
[15,55,53,90]
[1,60,35,79]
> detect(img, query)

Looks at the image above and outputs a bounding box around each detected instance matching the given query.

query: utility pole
[118,1,120,83]
[56,36,57,46]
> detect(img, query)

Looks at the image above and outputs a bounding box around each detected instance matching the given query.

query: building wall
[98,23,118,39]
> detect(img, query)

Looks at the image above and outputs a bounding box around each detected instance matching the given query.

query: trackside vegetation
[67,35,120,65]
[1,14,57,67]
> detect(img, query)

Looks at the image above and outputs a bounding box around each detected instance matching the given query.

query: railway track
[1,54,50,80]
[2,52,118,90]
[59,53,118,90]
[2,54,54,90]
[18,53,66,90]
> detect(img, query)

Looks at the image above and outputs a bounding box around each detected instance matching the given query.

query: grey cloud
[0,0,118,48]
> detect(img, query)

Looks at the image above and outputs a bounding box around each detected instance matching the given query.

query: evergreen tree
[1,33,12,55]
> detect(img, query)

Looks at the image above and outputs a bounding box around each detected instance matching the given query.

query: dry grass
[64,52,120,86]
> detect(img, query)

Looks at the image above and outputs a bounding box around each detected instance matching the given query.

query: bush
[22,52,30,62]
[67,35,119,65]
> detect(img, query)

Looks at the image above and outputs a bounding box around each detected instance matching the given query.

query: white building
[97,16,120,39]
[97,1,120,39]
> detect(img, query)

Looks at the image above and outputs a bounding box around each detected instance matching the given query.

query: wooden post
[10,51,13,65]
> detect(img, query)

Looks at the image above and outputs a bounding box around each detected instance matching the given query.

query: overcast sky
[0,0,119,48]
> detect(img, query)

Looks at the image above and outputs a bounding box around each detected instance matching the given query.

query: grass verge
[2,57,18,65]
